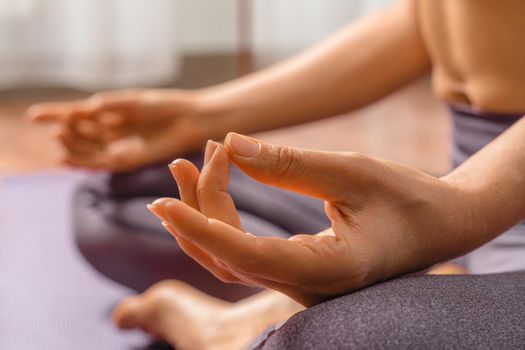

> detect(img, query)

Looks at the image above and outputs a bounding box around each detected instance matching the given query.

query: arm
[442,116,525,252]
[198,0,430,138]
[28,0,430,172]
[147,116,525,306]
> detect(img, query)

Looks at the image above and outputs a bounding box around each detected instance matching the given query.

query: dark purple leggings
[73,154,330,300]
[73,108,525,348]
[252,271,525,349]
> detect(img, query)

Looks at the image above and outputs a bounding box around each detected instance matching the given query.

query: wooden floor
[0,57,450,176]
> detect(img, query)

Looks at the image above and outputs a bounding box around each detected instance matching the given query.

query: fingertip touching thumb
[224,132,345,201]
[225,132,261,158]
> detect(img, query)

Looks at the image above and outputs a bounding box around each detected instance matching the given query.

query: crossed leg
[253,271,525,349]
[112,141,305,349]
[111,141,468,349]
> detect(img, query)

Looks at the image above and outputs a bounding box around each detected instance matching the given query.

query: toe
[112,296,148,329]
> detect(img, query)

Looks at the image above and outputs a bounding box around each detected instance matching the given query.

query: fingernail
[227,133,260,158]
[168,163,183,196]
[146,204,165,220]
[168,159,183,184]
[203,140,219,167]
[151,198,173,207]
[208,143,223,166]
[170,158,182,165]
[147,198,174,220]
[161,221,178,238]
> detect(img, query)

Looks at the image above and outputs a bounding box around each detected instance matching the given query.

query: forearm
[194,0,430,138]
[443,116,525,250]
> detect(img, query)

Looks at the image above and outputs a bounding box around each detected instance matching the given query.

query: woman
[114,123,525,348]
[28,0,525,348]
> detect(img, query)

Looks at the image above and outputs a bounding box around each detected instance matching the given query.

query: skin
[114,123,525,348]
[418,0,525,113]
[145,137,472,306]
[27,0,429,171]
[26,0,525,348]
[25,1,525,169]
[113,142,308,349]
[141,129,525,306]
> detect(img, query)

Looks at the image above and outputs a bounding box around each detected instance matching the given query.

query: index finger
[197,142,242,229]
[155,198,321,282]
[26,100,88,123]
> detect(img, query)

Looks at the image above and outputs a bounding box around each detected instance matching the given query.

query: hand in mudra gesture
[27,89,206,172]
[148,133,471,306]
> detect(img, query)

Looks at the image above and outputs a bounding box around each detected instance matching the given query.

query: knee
[256,273,525,349]
[72,176,174,291]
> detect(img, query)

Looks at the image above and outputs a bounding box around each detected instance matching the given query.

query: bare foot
[113,280,302,350]
[427,263,466,275]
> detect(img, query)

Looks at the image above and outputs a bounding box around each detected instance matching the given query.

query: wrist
[436,175,485,257]
[152,88,237,151]
[191,89,247,141]
[388,174,478,271]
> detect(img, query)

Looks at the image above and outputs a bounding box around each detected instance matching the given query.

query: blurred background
[0,0,450,176]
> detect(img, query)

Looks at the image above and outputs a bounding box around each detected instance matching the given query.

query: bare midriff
[417,0,525,114]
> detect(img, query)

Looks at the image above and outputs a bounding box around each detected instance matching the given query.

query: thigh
[74,179,281,298]
[73,156,328,295]
[73,164,292,296]
[253,271,525,349]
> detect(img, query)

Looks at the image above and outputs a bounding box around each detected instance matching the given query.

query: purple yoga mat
[0,173,157,349]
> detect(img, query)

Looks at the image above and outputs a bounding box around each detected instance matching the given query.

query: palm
[150,145,386,306]
[148,136,460,306]
[28,89,204,172]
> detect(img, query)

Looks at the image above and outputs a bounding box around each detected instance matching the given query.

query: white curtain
[0,0,396,89]
[0,0,179,90]
[254,0,395,62]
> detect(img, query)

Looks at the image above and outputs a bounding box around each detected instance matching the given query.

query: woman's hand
[148,133,476,307]
[27,89,210,172]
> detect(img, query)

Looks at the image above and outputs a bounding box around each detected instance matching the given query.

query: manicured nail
[208,143,223,166]
[168,159,181,176]
[161,221,178,238]
[203,140,219,167]
[148,198,175,221]
[146,203,165,220]
[151,198,173,206]
[168,160,183,189]
[227,133,260,158]
[170,158,183,166]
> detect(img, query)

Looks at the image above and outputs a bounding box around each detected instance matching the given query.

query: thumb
[224,132,367,202]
